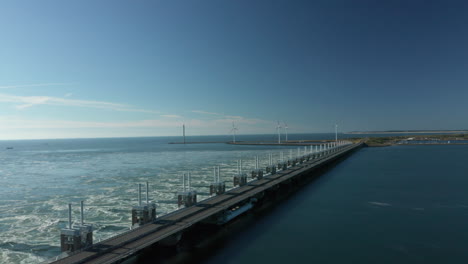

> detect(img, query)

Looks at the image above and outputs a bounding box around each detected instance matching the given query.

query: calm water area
[0,133,467,263]
[203,144,468,264]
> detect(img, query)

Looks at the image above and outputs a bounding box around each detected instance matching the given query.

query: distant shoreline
[357,133,468,147]
[168,141,225,144]
[346,130,468,134]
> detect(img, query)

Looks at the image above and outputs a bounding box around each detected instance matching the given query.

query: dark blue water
[203,145,468,264]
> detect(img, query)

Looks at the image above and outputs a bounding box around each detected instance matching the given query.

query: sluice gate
[50,142,362,264]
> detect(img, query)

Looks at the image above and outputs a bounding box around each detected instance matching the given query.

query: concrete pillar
[234,173,248,186]
[60,229,81,252]
[210,181,226,195]
[177,190,197,207]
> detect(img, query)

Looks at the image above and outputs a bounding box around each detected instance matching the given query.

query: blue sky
[1,0,468,139]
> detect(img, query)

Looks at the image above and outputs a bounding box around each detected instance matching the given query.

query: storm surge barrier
[50,141,363,264]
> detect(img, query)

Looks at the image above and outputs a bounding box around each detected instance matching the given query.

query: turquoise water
[203,145,468,264]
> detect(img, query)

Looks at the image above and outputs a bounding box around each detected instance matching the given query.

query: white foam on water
[0,141,298,263]
[0,249,46,264]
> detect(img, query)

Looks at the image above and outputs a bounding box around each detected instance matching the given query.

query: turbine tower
[335,123,338,142]
[283,121,288,142]
[230,122,238,143]
[276,121,282,144]
[182,123,186,144]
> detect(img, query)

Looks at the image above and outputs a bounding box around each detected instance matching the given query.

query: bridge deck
[51,143,361,264]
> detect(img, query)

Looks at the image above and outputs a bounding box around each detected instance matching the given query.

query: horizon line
[0,132,344,141]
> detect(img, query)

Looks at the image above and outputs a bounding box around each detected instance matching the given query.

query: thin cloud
[0,117,181,129]
[0,116,269,130]
[214,117,271,125]
[191,110,223,116]
[0,114,278,139]
[191,110,269,125]
[225,115,243,120]
[0,93,159,113]
[0,83,73,89]
[161,114,183,118]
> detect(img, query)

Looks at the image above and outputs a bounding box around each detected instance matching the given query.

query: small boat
[6,147,13,150]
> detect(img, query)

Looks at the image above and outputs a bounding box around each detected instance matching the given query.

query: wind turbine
[182,123,186,144]
[283,121,288,142]
[276,121,282,144]
[230,122,238,143]
[335,123,338,142]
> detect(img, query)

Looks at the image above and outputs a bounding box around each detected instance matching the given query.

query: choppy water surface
[0,134,338,263]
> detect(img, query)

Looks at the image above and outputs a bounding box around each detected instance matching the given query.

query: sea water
[0,134,338,264]
[202,144,468,264]
[2,135,467,264]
